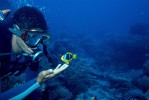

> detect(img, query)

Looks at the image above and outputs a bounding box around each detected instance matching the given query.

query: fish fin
[91,96,94,100]
[66,60,69,64]
[61,56,64,61]
[67,52,73,54]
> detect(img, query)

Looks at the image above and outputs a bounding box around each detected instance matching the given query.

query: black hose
[0,52,21,56]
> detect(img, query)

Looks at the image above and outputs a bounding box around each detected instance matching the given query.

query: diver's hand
[12,35,33,54]
[37,64,69,84]
[2,9,11,14]
[16,35,33,54]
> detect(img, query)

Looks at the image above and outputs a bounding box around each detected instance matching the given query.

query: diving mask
[21,32,50,47]
[9,24,50,47]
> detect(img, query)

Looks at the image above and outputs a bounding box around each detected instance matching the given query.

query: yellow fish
[91,96,97,100]
[61,52,77,64]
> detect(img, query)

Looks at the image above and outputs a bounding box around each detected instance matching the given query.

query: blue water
[1,0,149,99]
[2,0,149,34]
[35,0,149,35]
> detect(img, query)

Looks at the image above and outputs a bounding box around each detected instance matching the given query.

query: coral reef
[2,31,149,99]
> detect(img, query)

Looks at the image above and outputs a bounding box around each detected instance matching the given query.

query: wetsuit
[0,78,40,100]
[0,18,13,77]
[0,18,52,100]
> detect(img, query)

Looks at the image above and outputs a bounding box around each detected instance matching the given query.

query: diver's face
[11,34,33,54]
[21,30,50,48]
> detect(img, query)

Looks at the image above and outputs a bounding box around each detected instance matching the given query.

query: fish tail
[73,54,77,59]
[91,96,94,100]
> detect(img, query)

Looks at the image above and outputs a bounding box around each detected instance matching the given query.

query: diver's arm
[37,64,69,84]
[10,80,40,100]
[0,64,68,100]
[0,78,39,100]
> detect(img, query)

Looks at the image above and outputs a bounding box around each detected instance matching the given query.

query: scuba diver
[0,6,68,100]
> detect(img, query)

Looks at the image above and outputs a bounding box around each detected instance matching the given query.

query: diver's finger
[54,64,68,74]
[45,74,55,78]
[45,65,69,79]
[54,64,67,72]
[27,48,33,53]
[43,69,53,77]
[2,9,11,14]
[45,71,60,78]
[54,64,67,71]
[46,69,54,74]
[62,64,69,67]
[58,64,68,70]
[16,36,33,54]
[22,46,33,54]
[55,64,61,70]
[39,69,53,79]
[45,69,52,72]
[60,64,69,71]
